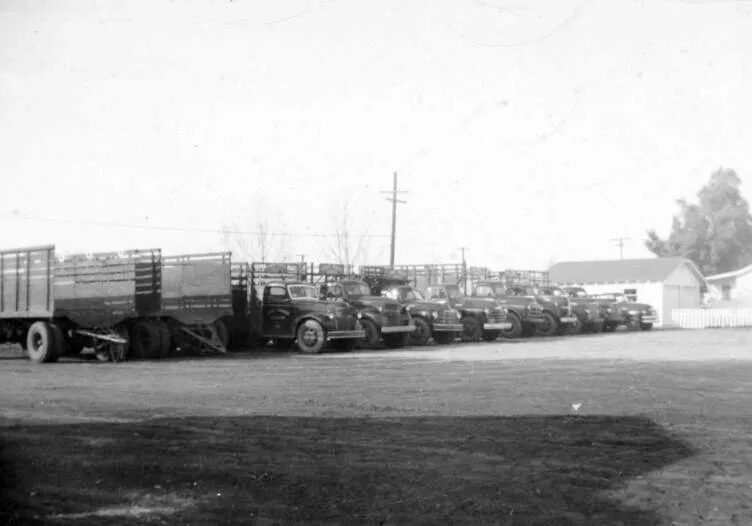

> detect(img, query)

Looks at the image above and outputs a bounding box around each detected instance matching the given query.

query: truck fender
[293,314,329,334]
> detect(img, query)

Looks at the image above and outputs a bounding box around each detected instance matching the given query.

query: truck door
[263,285,295,337]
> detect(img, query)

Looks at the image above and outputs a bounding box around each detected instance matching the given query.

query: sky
[1,0,751,270]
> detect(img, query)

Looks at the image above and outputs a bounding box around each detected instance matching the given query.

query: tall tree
[646,168,752,275]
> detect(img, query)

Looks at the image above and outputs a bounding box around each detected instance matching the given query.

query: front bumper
[433,323,464,332]
[559,316,578,324]
[328,329,366,340]
[484,322,513,330]
[523,315,546,325]
[639,315,658,323]
[381,324,416,334]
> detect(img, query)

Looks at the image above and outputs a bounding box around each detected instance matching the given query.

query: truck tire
[50,323,65,359]
[296,319,326,354]
[501,312,522,339]
[155,321,171,358]
[129,320,161,359]
[360,318,380,347]
[383,333,407,348]
[535,312,559,337]
[434,332,456,345]
[26,321,57,363]
[461,316,482,342]
[640,323,653,331]
[408,317,431,346]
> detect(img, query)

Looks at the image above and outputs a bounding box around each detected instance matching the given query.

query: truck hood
[348,296,401,311]
[453,297,500,310]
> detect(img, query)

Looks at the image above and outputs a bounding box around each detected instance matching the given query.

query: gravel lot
[1,328,752,524]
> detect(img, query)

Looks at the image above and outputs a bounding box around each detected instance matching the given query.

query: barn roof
[548,257,705,285]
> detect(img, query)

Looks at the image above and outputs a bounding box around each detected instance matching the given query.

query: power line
[610,237,631,260]
[1,213,391,239]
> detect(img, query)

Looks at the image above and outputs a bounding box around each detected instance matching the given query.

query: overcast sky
[1,0,751,269]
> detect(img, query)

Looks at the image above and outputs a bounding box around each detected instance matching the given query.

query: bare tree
[327,202,371,269]
[221,200,288,263]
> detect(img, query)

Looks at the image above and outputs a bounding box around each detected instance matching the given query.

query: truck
[360,266,463,345]
[563,286,624,332]
[160,252,235,354]
[471,279,546,338]
[423,283,511,342]
[0,245,163,363]
[498,270,578,336]
[309,263,415,348]
[574,289,658,331]
[535,285,604,334]
[241,261,365,353]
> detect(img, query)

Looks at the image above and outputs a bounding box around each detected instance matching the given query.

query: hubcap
[303,327,320,346]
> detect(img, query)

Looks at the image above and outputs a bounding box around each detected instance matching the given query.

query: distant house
[548,258,706,327]
[704,263,752,307]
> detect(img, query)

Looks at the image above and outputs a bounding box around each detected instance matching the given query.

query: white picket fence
[672,308,752,329]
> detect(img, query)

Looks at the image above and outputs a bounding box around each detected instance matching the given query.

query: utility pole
[296,254,305,280]
[459,246,468,293]
[610,238,631,260]
[380,172,407,268]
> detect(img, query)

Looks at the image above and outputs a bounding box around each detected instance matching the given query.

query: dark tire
[482,330,500,342]
[627,319,641,332]
[589,321,604,334]
[383,333,407,348]
[331,339,356,352]
[408,317,431,346]
[501,312,522,339]
[26,321,57,363]
[154,321,170,358]
[567,316,584,335]
[129,320,161,359]
[360,318,380,347]
[215,318,230,349]
[296,319,326,354]
[602,323,617,333]
[536,312,559,337]
[434,332,456,345]
[50,323,64,360]
[461,316,482,342]
[640,323,653,331]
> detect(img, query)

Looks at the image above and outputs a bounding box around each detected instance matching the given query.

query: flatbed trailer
[0,245,162,362]
[161,252,234,354]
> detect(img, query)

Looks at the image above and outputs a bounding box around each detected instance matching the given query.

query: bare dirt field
[2,328,752,524]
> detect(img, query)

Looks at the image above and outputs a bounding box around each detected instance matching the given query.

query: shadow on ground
[0,415,693,525]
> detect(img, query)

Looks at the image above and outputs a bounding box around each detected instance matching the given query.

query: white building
[704,263,752,307]
[548,257,706,327]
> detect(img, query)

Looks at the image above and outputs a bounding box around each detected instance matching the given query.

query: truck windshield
[343,281,371,297]
[403,288,424,301]
[444,285,463,299]
[288,284,318,299]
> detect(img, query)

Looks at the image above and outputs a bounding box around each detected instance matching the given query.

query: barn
[548,258,706,327]
[704,263,752,307]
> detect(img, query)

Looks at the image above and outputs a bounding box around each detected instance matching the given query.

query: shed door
[663,285,681,326]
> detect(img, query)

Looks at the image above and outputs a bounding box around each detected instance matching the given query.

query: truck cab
[506,284,578,336]
[588,292,658,331]
[379,285,463,345]
[472,280,545,338]
[537,285,604,334]
[424,284,511,342]
[321,279,414,348]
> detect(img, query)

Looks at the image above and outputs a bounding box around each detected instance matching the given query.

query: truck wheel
[383,333,407,348]
[501,312,522,339]
[408,317,431,346]
[296,319,326,354]
[129,320,160,359]
[640,323,653,331]
[434,332,456,345]
[535,312,558,337]
[360,319,380,347]
[50,323,64,360]
[155,321,171,358]
[216,317,232,349]
[26,322,57,363]
[461,316,482,342]
[602,323,617,333]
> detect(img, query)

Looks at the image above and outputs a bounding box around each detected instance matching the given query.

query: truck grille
[487,309,507,324]
[439,309,459,324]
[528,303,543,316]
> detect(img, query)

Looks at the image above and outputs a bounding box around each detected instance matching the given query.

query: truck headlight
[628,309,639,316]
[431,311,439,320]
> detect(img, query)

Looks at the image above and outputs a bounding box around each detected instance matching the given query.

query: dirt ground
[2,328,752,524]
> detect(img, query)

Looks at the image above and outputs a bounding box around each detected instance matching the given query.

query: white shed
[548,258,706,327]
[704,263,752,307]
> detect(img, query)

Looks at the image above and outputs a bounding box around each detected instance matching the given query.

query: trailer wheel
[408,317,431,346]
[26,322,57,363]
[535,312,559,337]
[214,319,230,349]
[500,312,522,339]
[461,316,482,342]
[129,320,161,359]
[296,319,326,354]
